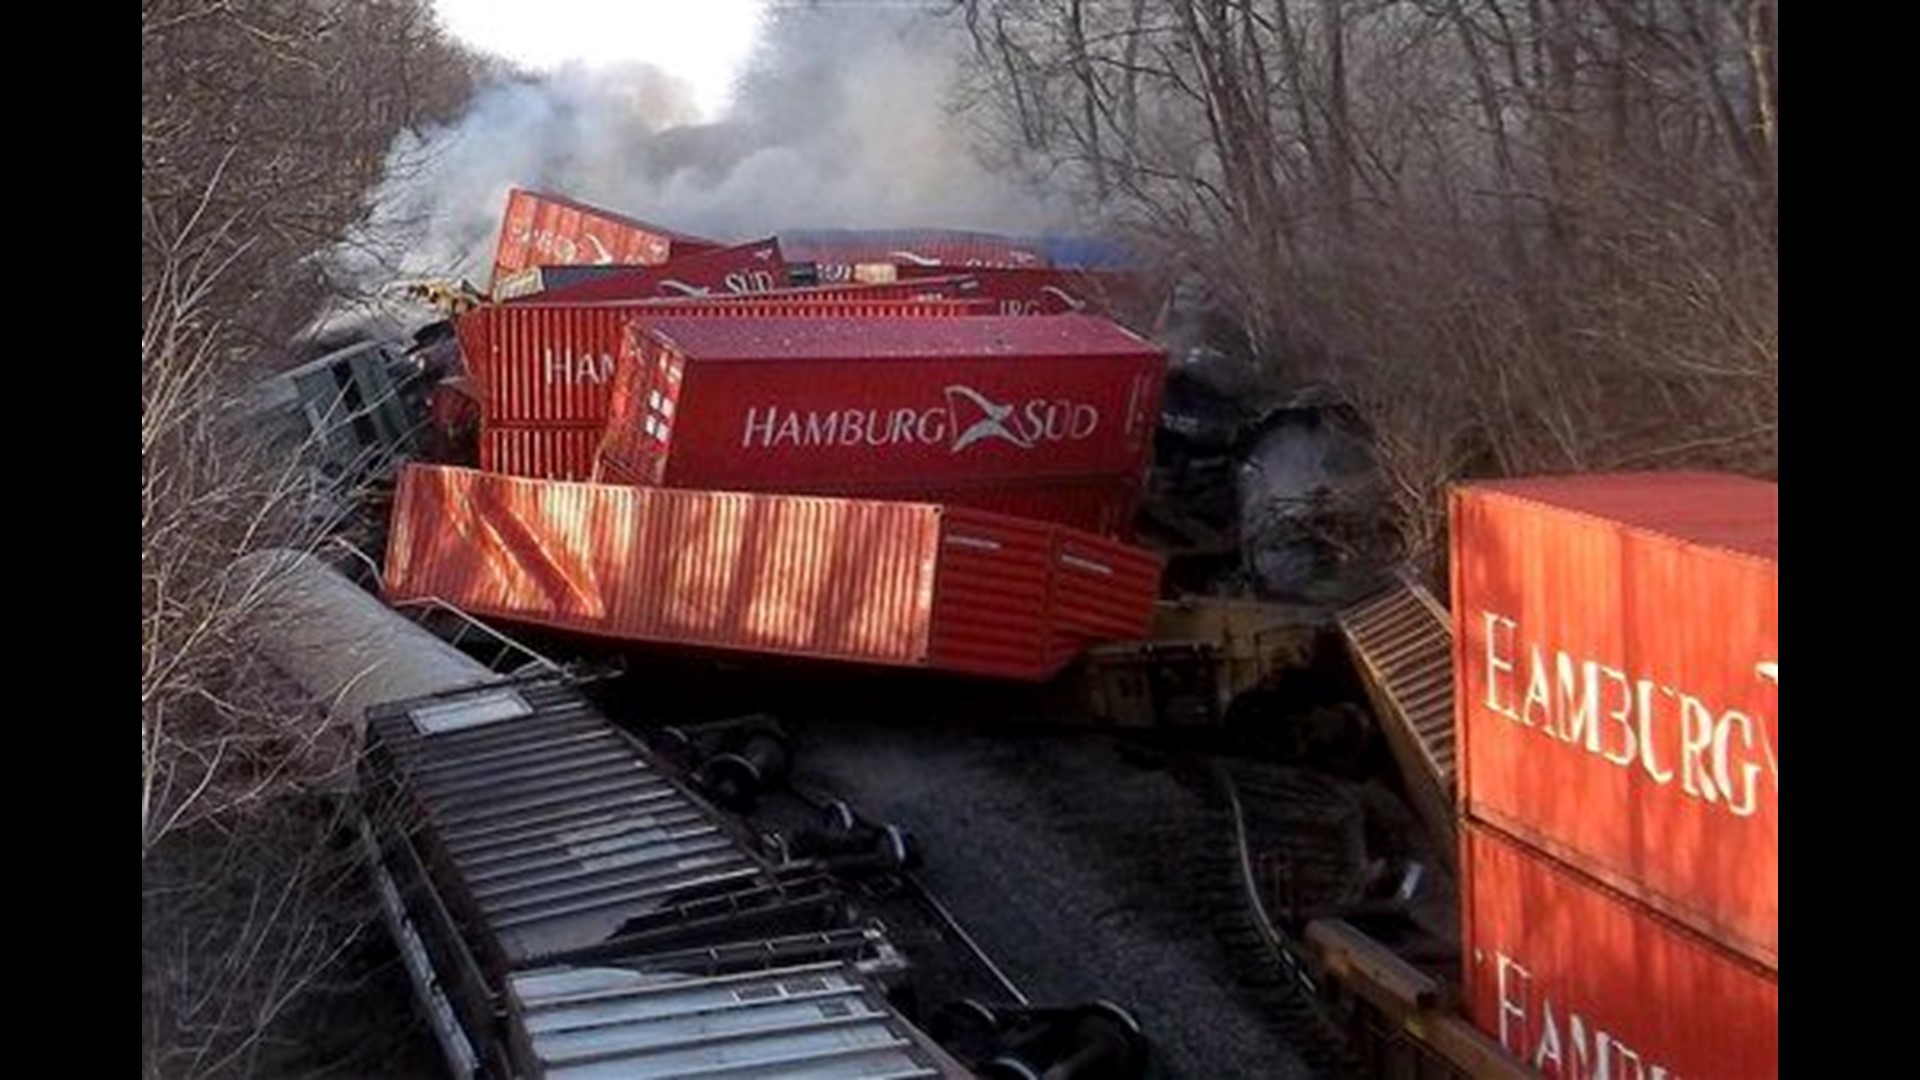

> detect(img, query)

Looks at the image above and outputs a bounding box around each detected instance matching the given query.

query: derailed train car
[373,188,1780,1077]
[358,675,975,1079]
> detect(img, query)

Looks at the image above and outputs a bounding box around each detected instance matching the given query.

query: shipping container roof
[1463,471,1777,561]
[776,227,1046,265]
[642,313,1161,361]
[512,188,720,246]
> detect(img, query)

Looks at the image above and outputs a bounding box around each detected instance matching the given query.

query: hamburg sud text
[1478,613,1777,817]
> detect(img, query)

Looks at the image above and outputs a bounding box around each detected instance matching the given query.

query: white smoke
[329,4,1062,296]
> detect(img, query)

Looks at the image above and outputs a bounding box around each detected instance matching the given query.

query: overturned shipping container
[383,465,1162,680]
[901,266,1160,327]
[516,238,789,303]
[596,314,1166,532]
[490,189,719,290]
[777,228,1049,284]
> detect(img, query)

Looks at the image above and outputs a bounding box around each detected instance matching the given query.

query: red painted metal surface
[935,477,1140,538]
[1462,821,1778,1080]
[478,425,603,481]
[702,277,980,303]
[458,297,995,427]
[517,238,789,303]
[383,465,1161,679]
[489,189,718,288]
[901,265,1158,323]
[599,315,1166,509]
[1451,472,1778,970]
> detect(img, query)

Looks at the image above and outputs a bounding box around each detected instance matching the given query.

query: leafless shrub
[142,3,481,1074]
[140,195,375,1078]
[954,0,1778,585]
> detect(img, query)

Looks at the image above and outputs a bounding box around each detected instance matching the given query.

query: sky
[433,0,768,119]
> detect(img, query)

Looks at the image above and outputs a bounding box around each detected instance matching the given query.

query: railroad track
[617,706,1413,1078]
[977,736,1368,1079]
[1189,757,1367,1079]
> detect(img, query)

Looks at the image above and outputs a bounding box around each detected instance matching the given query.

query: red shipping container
[1462,821,1777,1080]
[1451,472,1778,969]
[455,297,995,428]
[598,314,1166,502]
[779,228,1049,284]
[491,264,648,301]
[490,189,718,288]
[900,265,1157,322]
[383,465,1162,680]
[935,476,1140,538]
[515,238,789,303]
[687,276,980,303]
[479,425,603,481]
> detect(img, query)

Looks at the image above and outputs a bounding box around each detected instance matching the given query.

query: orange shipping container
[478,426,603,482]
[489,189,718,287]
[382,465,1162,680]
[1451,472,1778,970]
[1462,820,1778,1080]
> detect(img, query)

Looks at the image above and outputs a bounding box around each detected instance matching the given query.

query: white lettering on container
[735,385,1101,455]
[1477,611,1774,820]
[542,350,614,386]
[1494,950,1682,1079]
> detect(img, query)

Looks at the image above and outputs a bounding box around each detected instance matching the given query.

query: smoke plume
[331,4,1061,297]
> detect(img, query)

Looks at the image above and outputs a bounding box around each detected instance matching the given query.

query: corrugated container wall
[458,297,996,429]
[382,465,1161,680]
[1451,472,1778,970]
[518,238,788,303]
[490,189,718,289]
[1462,821,1777,1080]
[599,314,1166,506]
[479,426,604,482]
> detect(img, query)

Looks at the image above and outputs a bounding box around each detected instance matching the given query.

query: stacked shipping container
[597,314,1166,534]
[456,297,997,480]
[776,227,1050,284]
[403,189,1170,680]
[1449,472,1779,1079]
[509,238,788,303]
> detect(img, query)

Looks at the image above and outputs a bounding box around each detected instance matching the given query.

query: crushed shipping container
[382,465,1163,680]
[900,265,1157,322]
[491,264,649,301]
[1451,472,1778,970]
[515,238,789,303]
[490,189,719,289]
[597,314,1166,511]
[455,297,996,429]
[1461,820,1778,1080]
[778,228,1049,284]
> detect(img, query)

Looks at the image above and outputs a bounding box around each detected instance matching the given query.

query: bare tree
[142,3,480,1075]
[954,0,1777,578]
